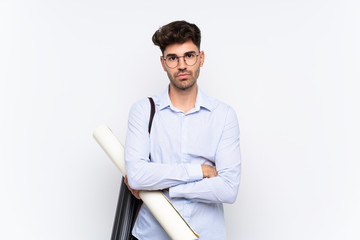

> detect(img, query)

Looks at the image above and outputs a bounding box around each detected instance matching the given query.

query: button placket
[181,114,189,163]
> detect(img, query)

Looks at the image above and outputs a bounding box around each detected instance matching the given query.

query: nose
[177,56,187,69]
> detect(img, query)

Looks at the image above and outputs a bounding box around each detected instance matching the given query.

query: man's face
[161,40,204,91]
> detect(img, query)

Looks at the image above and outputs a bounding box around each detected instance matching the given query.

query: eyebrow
[165,51,197,57]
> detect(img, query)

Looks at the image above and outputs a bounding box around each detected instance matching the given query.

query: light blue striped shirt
[125,86,241,240]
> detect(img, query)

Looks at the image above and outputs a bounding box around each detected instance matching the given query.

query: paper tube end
[93,125,112,138]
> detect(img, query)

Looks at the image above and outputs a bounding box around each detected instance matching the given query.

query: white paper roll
[93,125,199,240]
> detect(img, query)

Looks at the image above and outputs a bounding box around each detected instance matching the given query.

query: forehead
[163,40,198,56]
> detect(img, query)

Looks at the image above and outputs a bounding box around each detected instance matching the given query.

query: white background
[1,0,359,239]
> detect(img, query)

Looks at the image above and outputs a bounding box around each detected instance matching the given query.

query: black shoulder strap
[148,97,155,133]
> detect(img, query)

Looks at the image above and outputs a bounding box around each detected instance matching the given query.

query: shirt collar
[157,85,214,112]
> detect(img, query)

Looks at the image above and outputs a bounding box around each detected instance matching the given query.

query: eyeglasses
[163,52,200,68]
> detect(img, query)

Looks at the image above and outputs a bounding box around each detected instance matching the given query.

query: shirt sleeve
[169,106,241,204]
[125,99,203,191]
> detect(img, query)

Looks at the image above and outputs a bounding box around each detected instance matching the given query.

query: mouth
[176,73,191,80]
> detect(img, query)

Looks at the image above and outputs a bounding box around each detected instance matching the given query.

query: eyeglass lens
[165,53,199,68]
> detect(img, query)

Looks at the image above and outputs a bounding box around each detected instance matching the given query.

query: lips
[176,73,191,79]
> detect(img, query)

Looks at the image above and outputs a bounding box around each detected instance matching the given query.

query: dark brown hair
[152,20,201,55]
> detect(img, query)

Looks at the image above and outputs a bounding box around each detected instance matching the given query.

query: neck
[169,84,197,113]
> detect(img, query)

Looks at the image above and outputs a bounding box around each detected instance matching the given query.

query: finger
[124,176,132,191]
[134,191,141,200]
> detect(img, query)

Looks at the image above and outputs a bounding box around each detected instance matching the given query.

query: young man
[125,20,241,240]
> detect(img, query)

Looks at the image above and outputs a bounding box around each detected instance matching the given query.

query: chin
[170,77,196,90]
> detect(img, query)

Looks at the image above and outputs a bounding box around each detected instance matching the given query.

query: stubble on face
[166,66,200,91]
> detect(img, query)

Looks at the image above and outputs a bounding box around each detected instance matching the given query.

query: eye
[166,56,177,62]
[185,53,196,59]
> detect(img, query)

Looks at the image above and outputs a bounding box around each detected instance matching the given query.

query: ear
[200,51,205,67]
[160,56,166,71]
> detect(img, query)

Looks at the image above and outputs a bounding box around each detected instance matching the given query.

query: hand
[201,165,218,178]
[124,175,141,200]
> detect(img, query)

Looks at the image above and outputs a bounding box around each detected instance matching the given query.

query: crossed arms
[124,99,241,204]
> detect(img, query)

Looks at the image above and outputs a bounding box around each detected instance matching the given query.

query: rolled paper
[93,125,199,240]
[93,125,127,176]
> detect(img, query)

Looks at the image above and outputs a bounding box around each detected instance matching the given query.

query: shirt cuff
[184,164,203,181]
[169,164,203,199]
